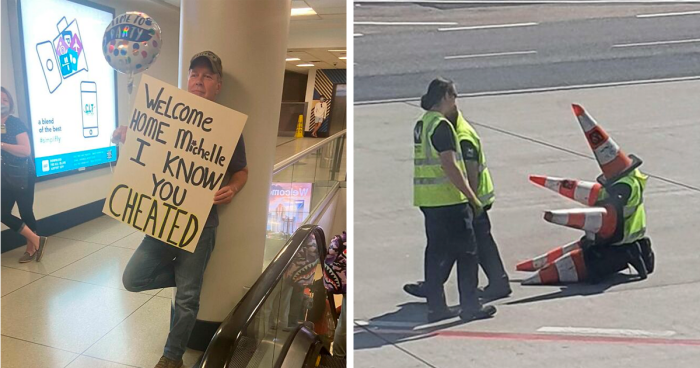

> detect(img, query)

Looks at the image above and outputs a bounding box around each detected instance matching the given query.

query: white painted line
[637,10,700,18]
[538,326,677,338]
[354,320,449,329]
[613,38,700,48]
[354,33,365,37]
[439,22,538,32]
[356,1,700,4]
[354,75,700,105]
[445,50,537,60]
[355,21,459,26]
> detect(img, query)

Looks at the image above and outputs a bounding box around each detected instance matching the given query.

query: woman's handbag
[2,157,30,190]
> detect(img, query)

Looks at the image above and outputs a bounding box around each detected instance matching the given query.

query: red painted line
[369,329,700,347]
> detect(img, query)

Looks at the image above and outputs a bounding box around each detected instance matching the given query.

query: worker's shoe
[154,356,183,368]
[477,284,512,301]
[403,282,427,298]
[459,305,497,322]
[626,243,648,280]
[638,237,655,274]
[427,306,461,323]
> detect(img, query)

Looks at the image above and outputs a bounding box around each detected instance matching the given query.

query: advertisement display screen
[267,183,313,238]
[19,0,117,177]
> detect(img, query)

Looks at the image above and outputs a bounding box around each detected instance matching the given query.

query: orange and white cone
[572,104,642,185]
[522,248,588,285]
[529,175,602,207]
[544,206,617,239]
[516,240,582,272]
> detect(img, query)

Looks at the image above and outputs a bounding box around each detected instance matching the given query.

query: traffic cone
[516,240,581,272]
[571,104,642,186]
[529,175,602,207]
[544,206,617,239]
[295,114,304,138]
[522,248,588,285]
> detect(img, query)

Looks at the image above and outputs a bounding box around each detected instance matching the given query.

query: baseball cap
[189,51,223,77]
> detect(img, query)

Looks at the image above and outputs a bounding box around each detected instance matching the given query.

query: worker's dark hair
[420,78,454,110]
[1,86,15,115]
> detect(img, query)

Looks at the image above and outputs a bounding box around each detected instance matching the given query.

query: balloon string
[127,73,134,94]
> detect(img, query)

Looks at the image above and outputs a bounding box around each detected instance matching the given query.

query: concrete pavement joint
[355,323,441,368]
[467,120,700,192]
[355,76,700,105]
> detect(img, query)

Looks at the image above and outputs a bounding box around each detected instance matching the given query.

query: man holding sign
[111,51,247,368]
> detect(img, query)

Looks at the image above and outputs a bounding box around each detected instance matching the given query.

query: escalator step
[229,336,258,367]
[319,354,346,368]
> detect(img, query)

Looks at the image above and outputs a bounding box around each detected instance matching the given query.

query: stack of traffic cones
[516,240,581,272]
[572,104,642,185]
[518,104,642,285]
[529,175,601,206]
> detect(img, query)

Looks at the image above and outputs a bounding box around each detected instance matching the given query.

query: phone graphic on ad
[36,41,62,93]
[35,17,89,94]
[81,81,98,138]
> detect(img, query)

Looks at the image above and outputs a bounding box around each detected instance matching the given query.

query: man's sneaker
[459,305,497,322]
[639,238,655,274]
[403,282,427,298]
[477,284,512,301]
[427,306,461,323]
[154,356,183,368]
[626,244,648,280]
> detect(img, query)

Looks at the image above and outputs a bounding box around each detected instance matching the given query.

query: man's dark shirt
[205,136,246,228]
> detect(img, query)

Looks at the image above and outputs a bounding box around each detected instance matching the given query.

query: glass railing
[264,131,346,268]
[199,225,338,368]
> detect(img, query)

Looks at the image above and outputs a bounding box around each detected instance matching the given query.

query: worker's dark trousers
[584,240,645,283]
[421,203,481,313]
[474,210,509,288]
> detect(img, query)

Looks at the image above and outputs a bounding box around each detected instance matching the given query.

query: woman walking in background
[1,86,48,263]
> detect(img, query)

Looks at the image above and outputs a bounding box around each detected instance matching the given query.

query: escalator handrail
[200,224,327,368]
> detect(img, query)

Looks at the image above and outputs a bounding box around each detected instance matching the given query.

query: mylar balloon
[102,12,162,76]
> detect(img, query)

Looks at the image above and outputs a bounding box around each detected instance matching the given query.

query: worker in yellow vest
[405,110,511,300]
[518,104,654,285]
[411,78,496,323]
[582,169,653,283]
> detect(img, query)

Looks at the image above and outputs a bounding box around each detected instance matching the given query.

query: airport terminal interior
[1,1,346,367]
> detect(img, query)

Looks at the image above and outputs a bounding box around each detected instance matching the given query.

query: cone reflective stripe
[572,104,641,183]
[516,240,581,271]
[529,175,602,207]
[522,248,588,285]
[544,206,617,238]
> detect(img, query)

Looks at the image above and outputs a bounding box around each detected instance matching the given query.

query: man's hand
[112,126,127,144]
[471,199,484,218]
[213,185,237,205]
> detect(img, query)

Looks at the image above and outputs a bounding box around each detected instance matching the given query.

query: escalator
[197,225,346,368]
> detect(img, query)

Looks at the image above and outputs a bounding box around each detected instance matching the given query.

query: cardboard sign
[103,74,247,253]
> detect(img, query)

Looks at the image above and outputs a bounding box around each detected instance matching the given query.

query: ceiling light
[291,7,316,16]
[297,63,315,67]
[286,57,301,61]
[338,57,347,60]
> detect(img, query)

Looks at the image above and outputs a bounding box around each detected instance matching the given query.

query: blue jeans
[122,227,217,361]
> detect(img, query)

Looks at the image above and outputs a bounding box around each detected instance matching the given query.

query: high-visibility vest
[414,111,468,207]
[597,169,647,245]
[455,112,495,206]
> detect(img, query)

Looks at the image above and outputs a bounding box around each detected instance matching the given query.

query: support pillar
[177,0,291,348]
